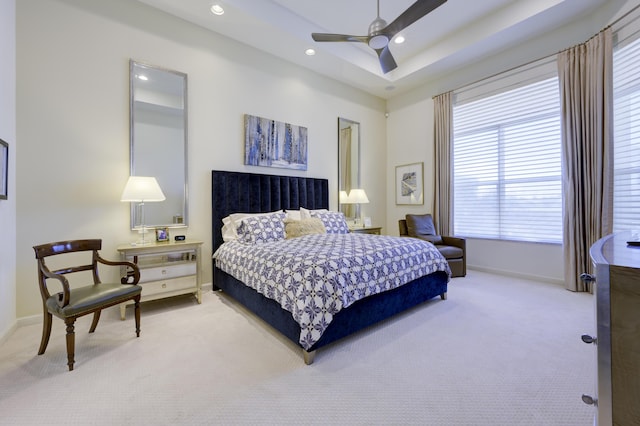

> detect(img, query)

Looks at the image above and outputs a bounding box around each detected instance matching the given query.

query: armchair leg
[65,318,76,371]
[134,296,141,337]
[38,311,52,355]
[89,310,101,333]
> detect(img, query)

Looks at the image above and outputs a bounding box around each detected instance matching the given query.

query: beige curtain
[433,92,453,235]
[339,128,354,218]
[558,28,613,292]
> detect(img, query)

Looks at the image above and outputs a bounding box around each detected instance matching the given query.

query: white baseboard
[467,265,565,286]
[0,321,18,348]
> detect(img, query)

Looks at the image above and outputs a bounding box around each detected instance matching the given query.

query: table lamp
[121,176,166,245]
[344,188,369,227]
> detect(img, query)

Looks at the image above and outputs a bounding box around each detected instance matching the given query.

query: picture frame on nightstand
[155,227,169,242]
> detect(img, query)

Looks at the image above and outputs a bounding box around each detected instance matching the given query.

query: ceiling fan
[311,0,447,74]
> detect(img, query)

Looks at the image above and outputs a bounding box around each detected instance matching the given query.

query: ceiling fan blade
[383,0,447,38]
[376,46,397,74]
[311,33,368,43]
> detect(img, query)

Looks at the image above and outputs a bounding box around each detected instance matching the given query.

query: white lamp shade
[120,176,166,202]
[339,190,350,204]
[348,189,369,204]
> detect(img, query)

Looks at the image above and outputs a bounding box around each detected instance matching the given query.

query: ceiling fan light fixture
[309,0,447,74]
[210,4,224,16]
[368,34,388,49]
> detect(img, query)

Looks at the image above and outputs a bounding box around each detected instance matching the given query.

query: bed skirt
[213,267,448,352]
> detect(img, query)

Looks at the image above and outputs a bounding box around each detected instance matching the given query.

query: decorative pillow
[405,214,443,245]
[221,210,282,242]
[236,212,286,244]
[284,218,326,239]
[300,207,328,220]
[285,210,302,221]
[310,211,350,234]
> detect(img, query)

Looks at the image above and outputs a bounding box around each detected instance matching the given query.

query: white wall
[0,0,17,341]
[15,0,386,317]
[385,1,632,284]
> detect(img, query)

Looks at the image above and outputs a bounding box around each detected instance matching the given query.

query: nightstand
[116,240,203,319]
[350,226,382,235]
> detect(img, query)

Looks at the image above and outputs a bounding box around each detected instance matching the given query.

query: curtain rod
[435,2,640,99]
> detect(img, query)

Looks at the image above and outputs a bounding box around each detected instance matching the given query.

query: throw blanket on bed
[213,234,450,350]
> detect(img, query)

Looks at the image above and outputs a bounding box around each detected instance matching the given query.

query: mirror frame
[129,60,188,229]
[337,117,360,216]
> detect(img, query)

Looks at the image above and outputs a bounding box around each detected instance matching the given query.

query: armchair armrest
[441,236,465,251]
[96,255,141,285]
[40,269,72,307]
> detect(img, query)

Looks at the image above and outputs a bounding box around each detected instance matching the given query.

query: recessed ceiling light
[305,48,316,56]
[394,35,405,44]
[210,4,224,16]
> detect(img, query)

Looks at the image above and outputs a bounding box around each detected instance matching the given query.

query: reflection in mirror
[338,117,360,219]
[130,60,188,229]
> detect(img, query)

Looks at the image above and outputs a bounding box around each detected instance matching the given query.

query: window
[453,65,562,243]
[613,32,640,232]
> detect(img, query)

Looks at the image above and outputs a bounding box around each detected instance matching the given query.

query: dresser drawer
[140,275,196,297]
[139,262,196,283]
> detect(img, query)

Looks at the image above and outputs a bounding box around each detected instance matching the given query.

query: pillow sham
[221,210,282,242]
[236,212,286,244]
[284,218,326,239]
[309,210,350,234]
[285,210,302,221]
[300,207,329,220]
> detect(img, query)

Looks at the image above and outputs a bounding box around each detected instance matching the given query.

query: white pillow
[221,210,283,242]
[285,210,302,221]
[300,207,328,220]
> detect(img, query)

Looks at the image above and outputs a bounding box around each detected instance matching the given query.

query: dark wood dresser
[584,232,640,425]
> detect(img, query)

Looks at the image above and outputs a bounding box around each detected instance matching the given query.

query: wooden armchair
[399,214,466,277]
[33,239,142,371]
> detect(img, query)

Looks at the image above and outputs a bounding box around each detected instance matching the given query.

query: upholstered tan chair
[399,214,466,277]
[33,239,142,371]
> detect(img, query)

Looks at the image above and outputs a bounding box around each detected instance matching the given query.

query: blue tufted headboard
[211,170,329,254]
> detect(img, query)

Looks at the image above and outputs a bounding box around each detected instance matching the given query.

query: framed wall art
[395,162,423,205]
[0,139,7,200]
[244,114,308,170]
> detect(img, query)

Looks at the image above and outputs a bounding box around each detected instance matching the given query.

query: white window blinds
[613,28,640,232]
[452,61,562,243]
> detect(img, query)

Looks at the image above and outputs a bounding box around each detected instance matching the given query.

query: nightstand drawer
[140,276,196,295]
[139,263,196,283]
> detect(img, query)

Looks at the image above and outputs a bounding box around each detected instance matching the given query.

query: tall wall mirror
[129,60,188,229]
[338,117,360,218]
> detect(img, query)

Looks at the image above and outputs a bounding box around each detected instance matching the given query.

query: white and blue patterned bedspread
[213,233,450,350]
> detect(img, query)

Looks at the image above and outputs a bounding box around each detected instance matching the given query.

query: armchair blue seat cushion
[405,214,443,244]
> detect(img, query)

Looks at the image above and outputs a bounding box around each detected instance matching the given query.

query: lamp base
[133,227,154,246]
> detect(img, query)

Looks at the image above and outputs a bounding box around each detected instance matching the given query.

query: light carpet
[0,271,595,425]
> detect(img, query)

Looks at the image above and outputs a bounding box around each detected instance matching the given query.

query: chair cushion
[435,244,464,260]
[405,214,443,245]
[46,283,142,318]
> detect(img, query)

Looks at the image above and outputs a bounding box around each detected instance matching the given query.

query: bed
[211,170,450,364]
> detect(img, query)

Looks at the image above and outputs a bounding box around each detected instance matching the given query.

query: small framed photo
[0,139,7,200]
[395,162,424,205]
[363,217,372,227]
[155,227,169,242]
